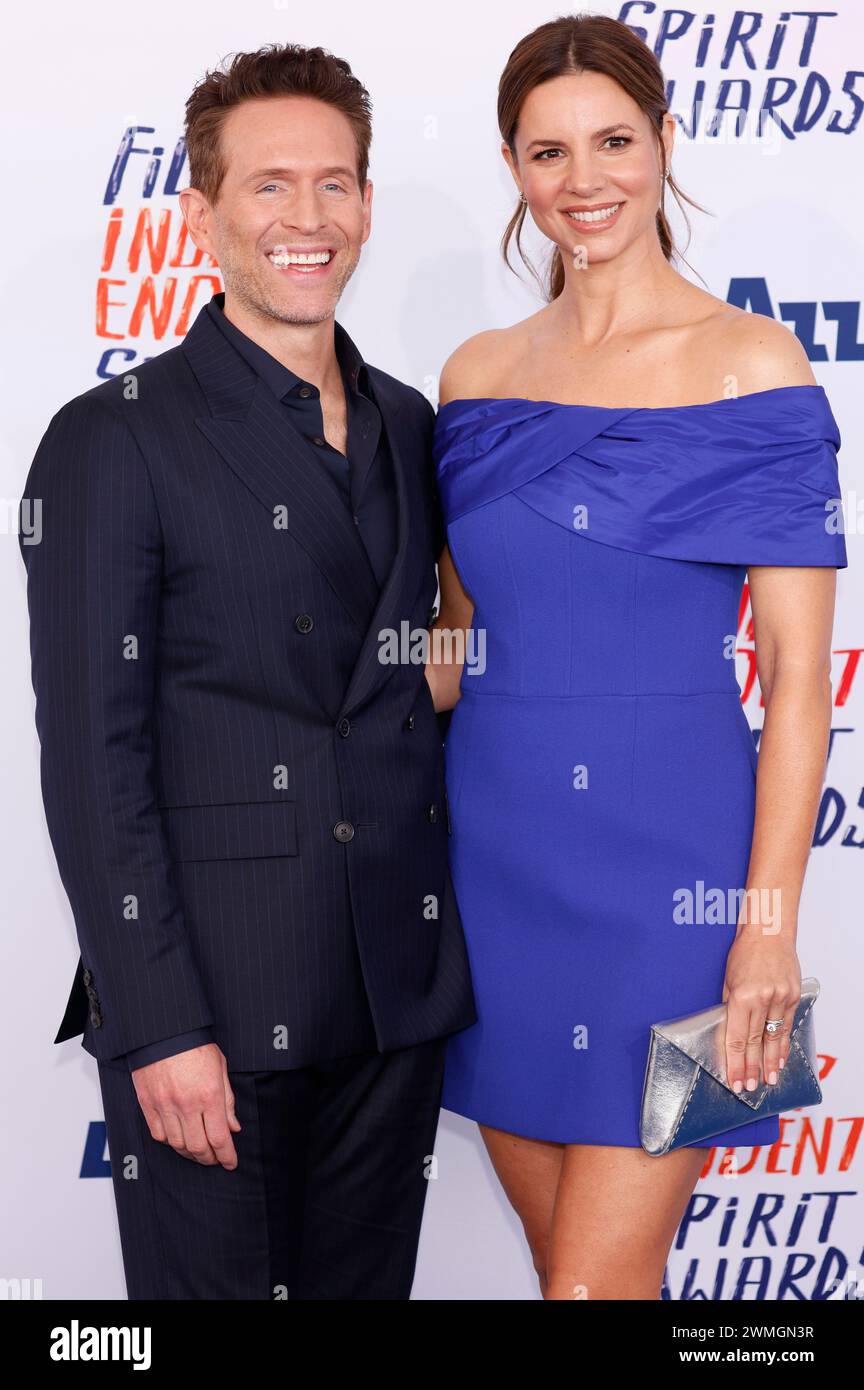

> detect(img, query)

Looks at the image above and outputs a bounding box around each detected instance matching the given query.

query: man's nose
[281,184,327,231]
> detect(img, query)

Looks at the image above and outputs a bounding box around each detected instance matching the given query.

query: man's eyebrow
[525,123,637,150]
[244,165,359,182]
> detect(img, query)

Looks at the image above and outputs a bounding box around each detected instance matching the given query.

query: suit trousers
[96,1035,448,1299]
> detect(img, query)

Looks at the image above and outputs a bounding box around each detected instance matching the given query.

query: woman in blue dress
[425,15,847,1300]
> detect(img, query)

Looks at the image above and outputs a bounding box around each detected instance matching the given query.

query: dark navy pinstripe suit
[19,299,476,1298]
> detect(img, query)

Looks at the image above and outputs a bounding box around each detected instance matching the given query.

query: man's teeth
[566,203,622,223]
[268,250,332,267]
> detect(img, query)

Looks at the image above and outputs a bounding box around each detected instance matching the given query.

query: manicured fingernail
[768,1070,778,1085]
[733,1080,743,1094]
[779,1056,785,1069]
[746,1078,757,1091]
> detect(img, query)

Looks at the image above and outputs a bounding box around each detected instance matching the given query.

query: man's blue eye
[257,180,348,193]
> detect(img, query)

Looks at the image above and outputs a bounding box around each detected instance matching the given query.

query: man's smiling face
[183,93,372,326]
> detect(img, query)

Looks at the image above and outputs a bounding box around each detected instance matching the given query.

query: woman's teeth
[566,203,622,223]
[268,250,332,269]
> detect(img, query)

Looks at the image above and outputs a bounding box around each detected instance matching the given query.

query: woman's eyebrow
[525,123,637,150]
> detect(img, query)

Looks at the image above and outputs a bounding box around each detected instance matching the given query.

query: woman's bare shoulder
[700,307,817,396]
[437,318,540,406]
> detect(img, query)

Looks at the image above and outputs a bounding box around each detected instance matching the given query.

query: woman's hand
[721,930,801,1093]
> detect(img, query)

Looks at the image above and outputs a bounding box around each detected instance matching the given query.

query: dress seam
[500,503,526,697]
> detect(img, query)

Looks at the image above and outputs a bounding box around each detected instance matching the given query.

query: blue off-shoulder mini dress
[432,385,847,1150]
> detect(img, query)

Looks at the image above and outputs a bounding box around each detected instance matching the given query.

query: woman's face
[503,70,674,268]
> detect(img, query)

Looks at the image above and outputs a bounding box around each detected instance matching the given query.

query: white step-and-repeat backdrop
[2,0,861,1300]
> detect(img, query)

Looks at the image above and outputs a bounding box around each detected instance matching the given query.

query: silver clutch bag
[640,977,822,1155]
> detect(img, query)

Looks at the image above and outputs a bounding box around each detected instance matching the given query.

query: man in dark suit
[19,42,475,1300]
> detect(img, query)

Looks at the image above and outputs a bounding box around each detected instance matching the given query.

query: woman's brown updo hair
[498,13,704,300]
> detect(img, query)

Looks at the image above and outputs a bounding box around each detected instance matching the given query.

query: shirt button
[298,386,312,398]
[294,613,314,634]
[333,820,355,843]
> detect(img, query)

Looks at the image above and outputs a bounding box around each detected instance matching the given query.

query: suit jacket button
[295,614,314,634]
[427,803,438,823]
[406,714,415,730]
[338,718,351,737]
[333,820,355,842]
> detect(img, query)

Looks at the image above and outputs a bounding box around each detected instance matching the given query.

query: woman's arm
[723,563,837,1093]
[423,335,497,712]
[425,543,475,713]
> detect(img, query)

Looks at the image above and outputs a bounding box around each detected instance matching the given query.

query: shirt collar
[205,291,369,401]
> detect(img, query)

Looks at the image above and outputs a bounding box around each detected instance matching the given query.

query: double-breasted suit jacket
[19,302,476,1070]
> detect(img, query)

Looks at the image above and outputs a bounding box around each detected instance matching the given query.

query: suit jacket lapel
[183,308,380,633]
[182,306,429,716]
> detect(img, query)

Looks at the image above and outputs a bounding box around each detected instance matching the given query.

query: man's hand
[130,1044,241,1169]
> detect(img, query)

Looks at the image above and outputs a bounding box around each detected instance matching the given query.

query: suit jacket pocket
[160,800,298,862]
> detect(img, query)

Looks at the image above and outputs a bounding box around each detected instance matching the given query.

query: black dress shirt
[123,293,399,1072]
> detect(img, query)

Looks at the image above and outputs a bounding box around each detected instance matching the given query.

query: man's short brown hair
[184,43,373,203]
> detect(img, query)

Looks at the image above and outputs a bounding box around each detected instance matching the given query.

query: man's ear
[179,187,215,257]
[361,178,373,245]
